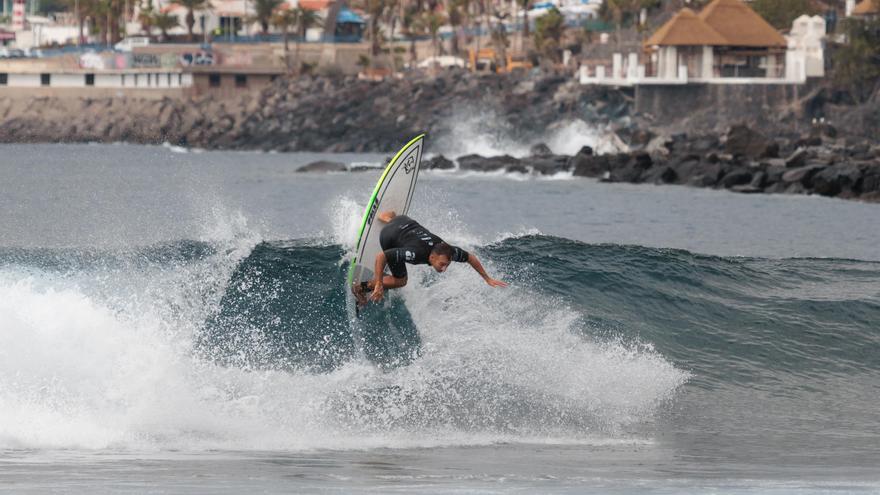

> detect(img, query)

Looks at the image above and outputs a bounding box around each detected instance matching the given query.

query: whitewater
[1,143,879,493]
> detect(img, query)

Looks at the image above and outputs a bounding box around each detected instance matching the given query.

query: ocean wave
[0,235,694,451]
[3,234,877,452]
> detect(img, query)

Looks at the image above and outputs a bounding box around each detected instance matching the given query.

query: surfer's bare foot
[351,282,368,307]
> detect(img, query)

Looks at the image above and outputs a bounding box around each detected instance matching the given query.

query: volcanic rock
[297,160,347,172]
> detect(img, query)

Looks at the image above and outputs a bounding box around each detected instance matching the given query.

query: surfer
[353,211,507,305]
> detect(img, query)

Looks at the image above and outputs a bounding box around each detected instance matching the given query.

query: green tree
[422,9,446,57]
[751,0,816,30]
[365,0,391,57]
[400,1,425,64]
[533,6,563,61]
[252,0,283,35]
[138,0,154,34]
[152,10,179,40]
[273,6,297,59]
[446,0,468,55]
[834,17,880,102]
[275,6,322,72]
[171,0,210,41]
[516,0,529,41]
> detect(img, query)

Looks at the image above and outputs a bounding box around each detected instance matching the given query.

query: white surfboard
[348,134,425,289]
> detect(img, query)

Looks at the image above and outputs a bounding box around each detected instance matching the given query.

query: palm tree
[138,0,155,34]
[365,0,390,57]
[152,11,179,40]
[272,6,297,68]
[171,0,210,41]
[253,0,283,35]
[295,7,322,67]
[400,1,424,64]
[422,9,445,57]
[515,0,529,49]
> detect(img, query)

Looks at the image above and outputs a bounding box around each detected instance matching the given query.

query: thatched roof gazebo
[643,0,790,80]
[852,0,879,17]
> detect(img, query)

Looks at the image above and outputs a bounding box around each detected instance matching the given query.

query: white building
[579,0,816,86]
[786,15,825,78]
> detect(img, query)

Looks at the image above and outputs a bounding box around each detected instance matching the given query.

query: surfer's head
[428,243,454,272]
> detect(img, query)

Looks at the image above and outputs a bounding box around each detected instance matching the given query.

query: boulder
[860,165,880,194]
[633,152,653,169]
[506,162,530,174]
[297,160,347,173]
[730,184,764,194]
[529,143,553,157]
[762,141,780,158]
[812,163,864,197]
[688,134,720,153]
[724,124,770,158]
[671,155,706,184]
[781,164,826,187]
[765,165,787,185]
[607,154,646,183]
[575,145,594,156]
[457,154,520,172]
[686,163,726,188]
[785,148,810,168]
[642,165,678,184]
[794,135,822,148]
[720,168,753,188]
[527,155,570,175]
[749,171,768,189]
[570,153,610,178]
[422,155,455,170]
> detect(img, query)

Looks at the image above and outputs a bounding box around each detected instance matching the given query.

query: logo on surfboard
[404,156,416,174]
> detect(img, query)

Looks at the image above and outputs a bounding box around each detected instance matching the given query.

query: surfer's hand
[486,278,508,288]
[370,283,384,302]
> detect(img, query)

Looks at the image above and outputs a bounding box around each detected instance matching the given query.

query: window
[167,73,171,86]
[209,73,221,87]
[0,73,7,85]
[121,74,126,86]
[147,73,152,86]
[234,74,247,88]
[85,74,95,86]
[40,73,50,86]
[178,74,183,86]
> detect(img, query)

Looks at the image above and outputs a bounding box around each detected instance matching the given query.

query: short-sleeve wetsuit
[379,215,469,279]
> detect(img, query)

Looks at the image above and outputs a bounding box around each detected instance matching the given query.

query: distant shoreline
[1,72,877,203]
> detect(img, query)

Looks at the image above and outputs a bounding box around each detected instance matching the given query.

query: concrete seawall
[635,81,821,129]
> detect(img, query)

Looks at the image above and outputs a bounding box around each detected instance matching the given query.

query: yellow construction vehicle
[468,48,533,73]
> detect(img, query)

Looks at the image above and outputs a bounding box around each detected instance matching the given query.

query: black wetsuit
[379,215,469,278]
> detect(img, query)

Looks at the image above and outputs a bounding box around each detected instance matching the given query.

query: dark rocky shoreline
[298,123,880,203]
[1,72,878,202]
[0,72,627,153]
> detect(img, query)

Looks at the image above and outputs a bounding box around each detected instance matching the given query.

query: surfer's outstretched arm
[467,254,508,288]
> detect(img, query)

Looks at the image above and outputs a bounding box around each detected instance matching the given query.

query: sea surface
[1,143,879,494]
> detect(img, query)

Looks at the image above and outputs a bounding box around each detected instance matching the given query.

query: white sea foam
[0,202,688,452]
[434,110,617,159]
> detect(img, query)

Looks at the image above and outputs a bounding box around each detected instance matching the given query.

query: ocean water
[0,143,879,493]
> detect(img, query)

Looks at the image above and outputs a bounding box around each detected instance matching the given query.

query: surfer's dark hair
[431,242,454,259]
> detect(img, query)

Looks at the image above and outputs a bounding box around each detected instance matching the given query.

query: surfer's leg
[381,275,407,289]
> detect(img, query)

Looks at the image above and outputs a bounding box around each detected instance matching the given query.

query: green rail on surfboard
[348,134,426,288]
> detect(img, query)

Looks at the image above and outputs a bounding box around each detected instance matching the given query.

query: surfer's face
[429,254,451,273]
